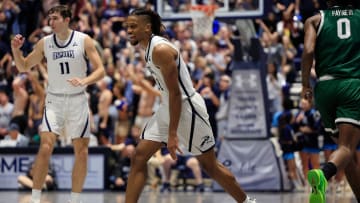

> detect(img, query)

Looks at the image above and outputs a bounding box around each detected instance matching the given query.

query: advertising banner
[227,68,269,139]
[0,153,104,189]
[213,139,291,191]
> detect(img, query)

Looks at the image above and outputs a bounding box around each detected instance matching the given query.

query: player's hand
[100,121,106,129]
[167,132,183,161]
[67,77,86,86]
[301,87,313,102]
[11,34,25,50]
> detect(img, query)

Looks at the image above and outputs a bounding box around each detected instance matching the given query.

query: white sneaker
[243,196,256,203]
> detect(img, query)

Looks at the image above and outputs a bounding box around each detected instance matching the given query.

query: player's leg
[65,93,91,203]
[325,124,359,179]
[31,132,57,203]
[196,148,248,203]
[71,138,90,192]
[344,153,360,201]
[338,124,360,200]
[125,140,162,203]
[308,124,360,203]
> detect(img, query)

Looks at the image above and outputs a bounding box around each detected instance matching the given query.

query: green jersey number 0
[337,18,351,39]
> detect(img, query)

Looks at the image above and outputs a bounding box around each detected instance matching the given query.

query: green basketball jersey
[315,8,360,79]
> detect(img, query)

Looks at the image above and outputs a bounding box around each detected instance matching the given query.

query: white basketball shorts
[142,93,215,155]
[40,92,90,139]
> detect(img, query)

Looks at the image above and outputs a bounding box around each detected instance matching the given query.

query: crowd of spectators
[2,0,358,193]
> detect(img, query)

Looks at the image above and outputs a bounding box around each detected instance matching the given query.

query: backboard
[155,0,267,20]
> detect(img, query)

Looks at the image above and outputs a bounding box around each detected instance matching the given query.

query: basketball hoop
[190,5,218,39]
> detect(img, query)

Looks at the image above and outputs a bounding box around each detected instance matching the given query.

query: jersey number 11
[59,62,70,74]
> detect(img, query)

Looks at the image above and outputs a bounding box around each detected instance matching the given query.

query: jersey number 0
[337,18,351,39]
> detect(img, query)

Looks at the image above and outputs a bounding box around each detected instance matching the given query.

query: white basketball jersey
[43,30,87,94]
[145,35,196,102]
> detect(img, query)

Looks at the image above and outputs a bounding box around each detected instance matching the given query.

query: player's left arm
[84,36,105,84]
[72,35,105,86]
[153,44,182,160]
[301,14,320,100]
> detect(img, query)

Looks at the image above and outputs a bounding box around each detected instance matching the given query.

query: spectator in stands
[276,1,304,47]
[11,74,29,134]
[278,111,303,191]
[0,88,13,139]
[107,148,128,191]
[204,37,228,81]
[0,122,29,147]
[113,82,130,144]
[215,74,231,147]
[27,68,45,142]
[258,22,283,69]
[295,0,326,23]
[28,18,53,46]
[266,62,286,119]
[112,81,130,144]
[215,25,235,57]
[18,161,57,191]
[173,23,198,61]
[281,35,297,83]
[191,56,209,89]
[0,3,16,46]
[0,37,12,81]
[144,149,164,189]
[127,64,161,130]
[101,0,126,33]
[97,18,115,49]
[160,147,205,193]
[96,76,114,145]
[293,98,321,182]
[197,72,220,140]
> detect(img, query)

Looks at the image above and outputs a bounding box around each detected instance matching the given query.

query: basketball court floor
[1,190,356,203]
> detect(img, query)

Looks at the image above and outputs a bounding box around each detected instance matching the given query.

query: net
[190,5,218,39]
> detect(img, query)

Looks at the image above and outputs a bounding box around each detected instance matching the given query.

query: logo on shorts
[200,135,212,148]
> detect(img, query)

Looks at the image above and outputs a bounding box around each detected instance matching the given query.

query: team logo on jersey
[200,135,213,148]
[73,42,78,47]
[52,50,75,60]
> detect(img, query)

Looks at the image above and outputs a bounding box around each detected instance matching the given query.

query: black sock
[321,162,337,181]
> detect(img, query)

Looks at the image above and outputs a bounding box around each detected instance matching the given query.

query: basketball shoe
[308,169,328,203]
[243,196,256,203]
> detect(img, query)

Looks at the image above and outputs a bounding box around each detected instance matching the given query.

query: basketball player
[301,0,360,202]
[11,5,105,203]
[124,8,255,203]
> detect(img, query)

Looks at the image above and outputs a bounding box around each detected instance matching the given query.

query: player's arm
[301,14,320,100]
[83,36,105,85]
[153,44,182,160]
[11,34,44,72]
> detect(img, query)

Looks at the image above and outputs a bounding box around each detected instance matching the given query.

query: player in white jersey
[124,8,256,203]
[11,5,105,203]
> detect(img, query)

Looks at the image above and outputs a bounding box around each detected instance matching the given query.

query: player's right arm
[11,34,44,73]
[301,14,320,101]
